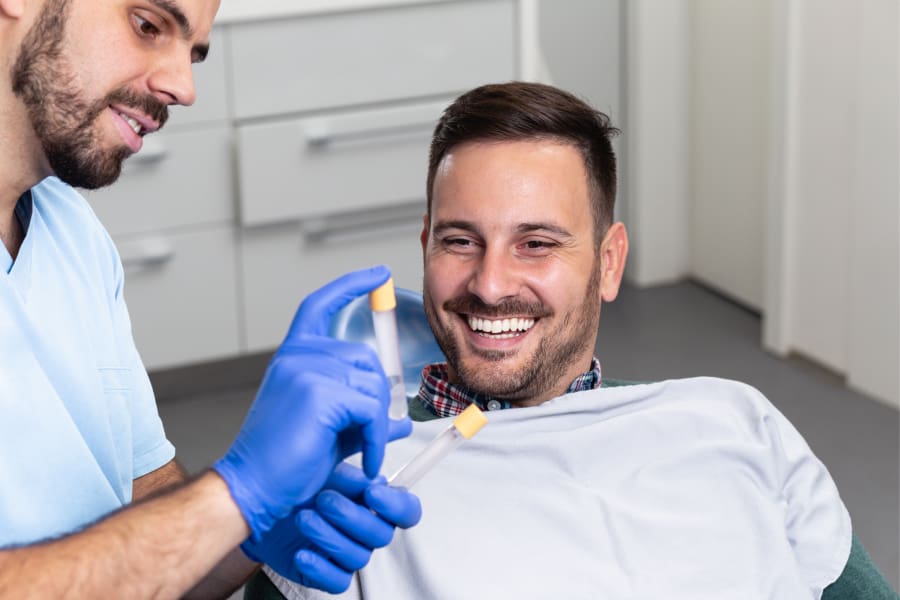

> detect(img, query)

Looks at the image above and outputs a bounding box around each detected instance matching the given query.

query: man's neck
[0,86,52,261]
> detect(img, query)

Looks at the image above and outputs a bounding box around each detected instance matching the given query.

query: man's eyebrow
[432,221,480,236]
[147,0,210,62]
[517,222,574,238]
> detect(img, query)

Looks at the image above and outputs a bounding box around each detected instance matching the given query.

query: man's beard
[423,265,601,401]
[10,0,168,189]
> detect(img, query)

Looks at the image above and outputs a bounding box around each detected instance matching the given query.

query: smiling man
[257,82,896,600]
[0,1,420,598]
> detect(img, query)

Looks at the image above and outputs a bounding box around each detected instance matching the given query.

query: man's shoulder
[586,376,777,422]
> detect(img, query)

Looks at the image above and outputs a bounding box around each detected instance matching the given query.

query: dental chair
[327,287,899,600]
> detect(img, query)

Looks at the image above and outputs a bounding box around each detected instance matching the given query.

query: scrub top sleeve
[108,243,176,479]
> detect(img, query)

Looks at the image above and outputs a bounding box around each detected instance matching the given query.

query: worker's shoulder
[31,176,103,227]
[30,177,121,279]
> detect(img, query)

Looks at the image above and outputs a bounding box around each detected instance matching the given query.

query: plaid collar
[416,357,602,418]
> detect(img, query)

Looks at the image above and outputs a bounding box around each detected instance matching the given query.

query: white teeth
[467,316,536,335]
[118,111,142,135]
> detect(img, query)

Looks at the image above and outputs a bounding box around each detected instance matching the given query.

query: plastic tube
[370,278,408,419]
[388,404,488,489]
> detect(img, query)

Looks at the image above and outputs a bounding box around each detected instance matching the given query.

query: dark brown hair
[426,81,620,246]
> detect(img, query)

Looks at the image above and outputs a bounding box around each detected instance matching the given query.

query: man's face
[422,139,605,406]
[11,0,218,189]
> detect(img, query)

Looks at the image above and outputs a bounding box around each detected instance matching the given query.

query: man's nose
[466,246,521,306]
[147,51,197,107]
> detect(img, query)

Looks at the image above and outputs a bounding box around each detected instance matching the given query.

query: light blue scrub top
[0,177,175,546]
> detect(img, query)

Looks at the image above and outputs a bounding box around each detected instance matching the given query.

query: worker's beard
[11,0,167,189]
[423,265,601,403]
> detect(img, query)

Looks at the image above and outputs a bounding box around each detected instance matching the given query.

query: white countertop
[214,0,447,24]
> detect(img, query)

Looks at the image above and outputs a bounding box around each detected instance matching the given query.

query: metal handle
[119,236,175,274]
[130,137,169,164]
[302,100,446,149]
[302,201,424,244]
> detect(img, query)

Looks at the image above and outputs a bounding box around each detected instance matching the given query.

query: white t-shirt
[0,177,174,545]
[271,377,851,599]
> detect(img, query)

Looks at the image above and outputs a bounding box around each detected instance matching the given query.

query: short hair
[426,81,620,246]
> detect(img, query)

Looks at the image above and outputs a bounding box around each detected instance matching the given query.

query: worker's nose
[147,52,197,107]
[466,247,521,307]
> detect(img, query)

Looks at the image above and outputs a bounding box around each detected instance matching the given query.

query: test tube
[369,278,408,420]
[388,404,488,489]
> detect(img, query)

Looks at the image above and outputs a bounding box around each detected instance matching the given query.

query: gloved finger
[278,337,384,379]
[314,489,396,549]
[337,414,412,468]
[328,392,388,478]
[387,416,413,442]
[324,462,373,499]
[298,502,374,571]
[365,483,423,529]
[295,548,354,594]
[286,266,391,340]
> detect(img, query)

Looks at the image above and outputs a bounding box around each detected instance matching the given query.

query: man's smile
[466,315,536,339]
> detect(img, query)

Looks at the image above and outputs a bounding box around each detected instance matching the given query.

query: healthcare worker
[0,0,421,598]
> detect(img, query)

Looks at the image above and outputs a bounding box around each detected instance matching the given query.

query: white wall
[688,0,770,310]
[765,0,900,406]
[623,0,692,286]
[625,0,899,407]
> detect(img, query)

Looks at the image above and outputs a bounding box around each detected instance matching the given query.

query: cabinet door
[84,125,235,236]
[240,207,424,352]
[116,225,241,369]
[237,100,445,226]
[229,0,516,118]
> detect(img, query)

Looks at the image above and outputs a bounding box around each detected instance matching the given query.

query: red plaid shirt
[416,358,602,418]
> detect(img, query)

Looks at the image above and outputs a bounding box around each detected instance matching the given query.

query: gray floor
[154,280,900,589]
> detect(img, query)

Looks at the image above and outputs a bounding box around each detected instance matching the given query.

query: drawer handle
[131,137,169,165]
[119,236,175,274]
[303,120,434,149]
[302,201,425,244]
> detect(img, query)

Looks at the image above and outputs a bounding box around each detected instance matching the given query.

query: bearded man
[0,1,421,597]
[258,82,896,600]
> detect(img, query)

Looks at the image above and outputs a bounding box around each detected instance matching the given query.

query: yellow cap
[369,278,397,312]
[453,404,488,439]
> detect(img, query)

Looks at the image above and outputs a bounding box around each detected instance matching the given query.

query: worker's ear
[598,222,629,303]
[0,0,26,19]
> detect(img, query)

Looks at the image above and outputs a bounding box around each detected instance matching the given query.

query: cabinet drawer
[85,125,235,236]
[229,0,516,119]
[240,211,424,352]
[116,226,241,369]
[237,100,443,226]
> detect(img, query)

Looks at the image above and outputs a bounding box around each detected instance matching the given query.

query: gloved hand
[213,265,413,540]
[242,462,422,593]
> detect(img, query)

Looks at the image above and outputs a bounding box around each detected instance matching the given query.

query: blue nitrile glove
[213,266,414,540]
[241,462,422,593]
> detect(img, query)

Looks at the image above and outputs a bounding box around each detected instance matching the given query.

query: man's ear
[0,0,26,19]
[598,222,629,303]
[420,213,430,254]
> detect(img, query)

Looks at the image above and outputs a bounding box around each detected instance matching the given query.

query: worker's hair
[426,81,620,246]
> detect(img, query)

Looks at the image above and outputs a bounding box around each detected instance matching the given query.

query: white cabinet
[86,0,518,368]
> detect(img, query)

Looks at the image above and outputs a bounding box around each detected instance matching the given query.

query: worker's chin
[46,144,127,190]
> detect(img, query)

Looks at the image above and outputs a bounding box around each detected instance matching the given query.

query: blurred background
[81,0,899,589]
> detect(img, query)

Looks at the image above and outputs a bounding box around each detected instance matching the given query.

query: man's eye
[524,240,553,249]
[134,15,161,38]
